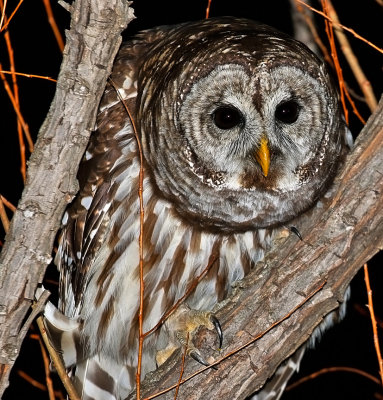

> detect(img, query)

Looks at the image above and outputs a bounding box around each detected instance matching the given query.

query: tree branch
[0,0,134,396]
[128,98,383,399]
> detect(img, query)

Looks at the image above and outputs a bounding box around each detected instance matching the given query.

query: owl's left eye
[212,106,243,130]
[275,100,300,124]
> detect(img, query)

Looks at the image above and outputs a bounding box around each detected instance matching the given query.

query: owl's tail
[42,298,132,399]
[43,301,82,368]
[73,355,132,400]
[249,345,306,400]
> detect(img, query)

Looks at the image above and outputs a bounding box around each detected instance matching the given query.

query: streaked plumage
[44,17,350,399]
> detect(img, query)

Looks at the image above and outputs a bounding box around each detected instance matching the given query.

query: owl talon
[210,315,223,349]
[290,226,303,240]
[157,305,222,368]
[189,348,218,370]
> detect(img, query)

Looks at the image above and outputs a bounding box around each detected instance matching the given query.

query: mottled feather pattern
[54,24,272,397]
[47,17,350,400]
[136,19,346,230]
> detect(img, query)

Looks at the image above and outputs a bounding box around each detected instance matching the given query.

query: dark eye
[212,106,243,130]
[275,101,300,124]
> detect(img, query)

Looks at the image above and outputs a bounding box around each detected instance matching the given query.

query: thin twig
[344,87,366,124]
[17,290,51,350]
[174,334,189,400]
[286,366,382,391]
[17,370,50,392]
[37,334,56,400]
[36,309,80,400]
[364,264,383,386]
[0,0,29,180]
[0,195,16,212]
[0,196,10,233]
[0,0,23,32]
[18,359,65,398]
[135,99,145,400]
[325,0,377,112]
[108,78,145,400]
[354,303,383,330]
[295,0,368,123]
[296,0,383,54]
[321,1,366,125]
[293,0,334,66]
[322,1,348,123]
[205,0,212,19]
[42,0,64,52]
[0,0,7,30]
[0,70,56,82]
[344,82,368,103]
[0,65,34,152]
[3,24,25,180]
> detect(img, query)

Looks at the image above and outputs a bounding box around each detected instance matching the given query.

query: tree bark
[0,0,134,396]
[127,98,383,399]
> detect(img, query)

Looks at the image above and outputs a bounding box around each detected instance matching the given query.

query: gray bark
[0,0,134,396]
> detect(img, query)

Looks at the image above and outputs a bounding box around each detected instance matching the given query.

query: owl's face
[179,63,332,191]
[137,18,347,231]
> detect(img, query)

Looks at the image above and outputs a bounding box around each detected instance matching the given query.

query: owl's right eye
[212,106,243,130]
[275,100,300,124]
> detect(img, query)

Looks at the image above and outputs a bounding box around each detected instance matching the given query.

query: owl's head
[136,17,349,231]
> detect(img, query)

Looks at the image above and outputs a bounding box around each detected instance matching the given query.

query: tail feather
[43,301,134,399]
[75,355,132,400]
[44,301,82,367]
[250,346,306,400]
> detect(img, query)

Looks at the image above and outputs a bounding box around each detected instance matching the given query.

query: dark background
[1,1,382,399]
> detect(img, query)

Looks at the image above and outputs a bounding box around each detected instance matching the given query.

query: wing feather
[56,30,164,317]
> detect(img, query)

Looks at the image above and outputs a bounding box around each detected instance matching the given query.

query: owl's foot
[181,313,222,369]
[156,304,222,368]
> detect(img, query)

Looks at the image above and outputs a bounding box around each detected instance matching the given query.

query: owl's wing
[56,79,135,316]
[55,27,168,318]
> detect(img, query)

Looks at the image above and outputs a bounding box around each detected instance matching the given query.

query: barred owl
[43,17,351,400]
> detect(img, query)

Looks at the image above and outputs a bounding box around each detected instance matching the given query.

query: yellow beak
[255,136,270,177]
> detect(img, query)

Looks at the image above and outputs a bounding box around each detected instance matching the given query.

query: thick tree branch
[0,0,134,395]
[128,98,383,400]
